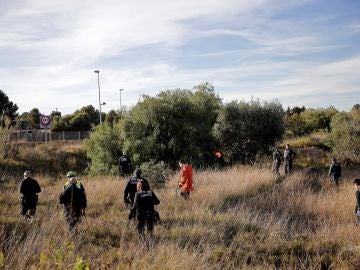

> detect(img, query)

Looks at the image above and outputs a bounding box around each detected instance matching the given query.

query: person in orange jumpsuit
[178,160,193,200]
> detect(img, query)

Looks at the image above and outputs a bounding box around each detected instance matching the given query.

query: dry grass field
[1,165,360,269]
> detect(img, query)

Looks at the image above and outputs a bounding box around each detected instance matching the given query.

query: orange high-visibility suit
[179,165,193,192]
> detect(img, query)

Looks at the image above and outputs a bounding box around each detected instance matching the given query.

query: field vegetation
[1,88,360,269]
[1,166,360,269]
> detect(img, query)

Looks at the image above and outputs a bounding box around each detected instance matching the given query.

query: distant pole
[94,70,102,124]
[119,88,124,115]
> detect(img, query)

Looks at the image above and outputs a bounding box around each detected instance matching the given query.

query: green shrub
[330,111,360,163]
[121,83,221,168]
[140,160,172,189]
[214,99,285,164]
[84,123,123,175]
[0,116,11,159]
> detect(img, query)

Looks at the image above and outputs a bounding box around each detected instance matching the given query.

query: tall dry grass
[1,166,360,269]
[0,141,87,177]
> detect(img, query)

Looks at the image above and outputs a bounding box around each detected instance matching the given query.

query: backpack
[153,210,160,224]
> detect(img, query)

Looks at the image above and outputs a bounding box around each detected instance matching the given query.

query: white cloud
[0,0,269,65]
[0,0,359,113]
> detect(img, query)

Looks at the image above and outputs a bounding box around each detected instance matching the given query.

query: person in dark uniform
[272,147,282,176]
[283,144,296,175]
[131,178,160,239]
[19,171,41,222]
[328,158,342,187]
[118,152,133,177]
[124,168,145,222]
[353,178,360,225]
[59,171,87,231]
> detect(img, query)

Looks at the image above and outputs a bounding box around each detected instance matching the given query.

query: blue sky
[0,0,359,114]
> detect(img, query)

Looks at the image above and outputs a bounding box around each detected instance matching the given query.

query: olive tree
[214,99,285,164]
[330,111,360,163]
[121,83,221,168]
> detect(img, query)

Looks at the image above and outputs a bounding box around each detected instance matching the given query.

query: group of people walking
[272,144,297,176]
[18,158,194,239]
[272,144,343,187]
[18,149,360,239]
[19,170,87,230]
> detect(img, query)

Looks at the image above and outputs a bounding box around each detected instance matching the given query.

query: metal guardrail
[9,130,90,142]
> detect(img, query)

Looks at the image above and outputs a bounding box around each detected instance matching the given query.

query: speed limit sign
[40,115,52,129]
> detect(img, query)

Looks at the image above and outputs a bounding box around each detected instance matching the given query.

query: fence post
[79,131,81,141]
[63,131,65,141]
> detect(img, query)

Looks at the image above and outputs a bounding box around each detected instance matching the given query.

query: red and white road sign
[40,115,52,129]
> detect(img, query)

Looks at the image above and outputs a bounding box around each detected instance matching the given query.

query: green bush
[121,83,221,168]
[52,105,101,131]
[140,160,172,189]
[84,123,123,175]
[330,111,360,163]
[214,99,285,164]
[285,107,338,136]
[0,116,11,159]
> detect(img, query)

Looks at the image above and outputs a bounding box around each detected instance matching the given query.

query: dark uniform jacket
[272,149,282,164]
[59,181,87,213]
[119,155,132,175]
[124,176,145,204]
[284,149,296,161]
[20,177,41,205]
[329,163,341,178]
[131,190,160,217]
[355,189,360,213]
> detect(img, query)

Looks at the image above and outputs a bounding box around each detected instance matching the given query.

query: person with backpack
[19,171,41,222]
[328,158,342,187]
[124,168,145,222]
[178,160,194,200]
[272,147,282,176]
[59,171,87,231]
[283,144,296,175]
[118,152,133,177]
[353,178,360,225]
[130,178,160,239]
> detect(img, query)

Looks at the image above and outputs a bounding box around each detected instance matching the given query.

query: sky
[0,0,359,115]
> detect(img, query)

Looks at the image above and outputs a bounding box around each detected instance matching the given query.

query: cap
[67,171,76,177]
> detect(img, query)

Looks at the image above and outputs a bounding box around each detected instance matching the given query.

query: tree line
[1,86,359,172]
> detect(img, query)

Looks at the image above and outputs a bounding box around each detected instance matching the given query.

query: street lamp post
[94,70,102,124]
[119,88,124,114]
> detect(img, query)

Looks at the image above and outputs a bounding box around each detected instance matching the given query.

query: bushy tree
[104,109,121,127]
[51,110,61,118]
[214,100,285,164]
[84,123,123,174]
[330,112,360,163]
[51,105,101,131]
[121,83,221,168]
[0,90,18,126]
[285,113,307,136]
[286,106,338,136]
[352,104,360,112]
[16,108,41,129]
[0,116,12,159]
[290,106,305,116]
